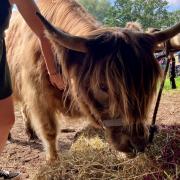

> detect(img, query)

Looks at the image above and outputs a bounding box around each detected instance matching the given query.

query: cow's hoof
[46,153,59,164]
[26,129,39,141]
[28,134,39,141]
[74,125,105,142]
[8,133,12,141]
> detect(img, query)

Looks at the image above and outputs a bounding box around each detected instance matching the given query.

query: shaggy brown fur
[125,21,143,32]
[6,0,163,161]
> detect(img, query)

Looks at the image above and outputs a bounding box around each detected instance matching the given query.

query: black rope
[149,41,171,143]
[170,56,176,89]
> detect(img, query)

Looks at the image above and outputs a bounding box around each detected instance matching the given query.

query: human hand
[49,73,65,90]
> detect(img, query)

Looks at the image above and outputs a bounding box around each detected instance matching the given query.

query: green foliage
[167,10,180,27]
[105,0,171,29]
[79,0,180,29]
[78,0,112,23]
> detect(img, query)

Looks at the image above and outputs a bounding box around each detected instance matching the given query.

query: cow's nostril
[126,146,137,158]
[130,138,148,153]
[129,141,138,154]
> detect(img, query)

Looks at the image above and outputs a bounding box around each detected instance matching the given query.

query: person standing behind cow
[0,0,64,178]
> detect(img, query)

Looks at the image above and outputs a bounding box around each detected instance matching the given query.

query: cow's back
[6,0,99,112]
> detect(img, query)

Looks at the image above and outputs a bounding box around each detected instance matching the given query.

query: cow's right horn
[36,12,88,53]
[152,23,180,44]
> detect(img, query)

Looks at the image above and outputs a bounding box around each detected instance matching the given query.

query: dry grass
[33,125,179,180]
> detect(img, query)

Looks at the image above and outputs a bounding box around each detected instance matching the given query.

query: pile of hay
[33,125,179,180]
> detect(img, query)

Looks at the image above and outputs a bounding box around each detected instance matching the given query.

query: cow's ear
[151,23,180,50]
[168,34,180,49]
[36,12,88,53]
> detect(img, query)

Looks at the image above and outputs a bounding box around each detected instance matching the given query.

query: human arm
[9,0,64,89]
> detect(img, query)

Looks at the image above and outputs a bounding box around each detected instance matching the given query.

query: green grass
[164,76,180,91]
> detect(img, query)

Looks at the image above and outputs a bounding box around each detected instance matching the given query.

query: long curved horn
[153,33,180,51]
[36,12,88,53]
[152,23,180,43]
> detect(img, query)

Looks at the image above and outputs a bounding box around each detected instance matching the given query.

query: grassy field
[164,76,180,91]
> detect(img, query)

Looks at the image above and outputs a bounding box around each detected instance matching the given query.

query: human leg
[0,96,20,179]
[0,95,15,153]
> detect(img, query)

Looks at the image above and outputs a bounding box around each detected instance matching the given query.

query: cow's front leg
[42,121,59,162]
[44,137,58,162]
[30,105,59,162]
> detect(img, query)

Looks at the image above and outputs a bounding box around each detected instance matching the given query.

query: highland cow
[6,0,180,161]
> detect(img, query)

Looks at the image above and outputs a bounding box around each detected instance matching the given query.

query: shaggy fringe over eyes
[64,29,161,127]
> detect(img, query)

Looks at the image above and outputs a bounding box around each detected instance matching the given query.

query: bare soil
[0,90,179,180]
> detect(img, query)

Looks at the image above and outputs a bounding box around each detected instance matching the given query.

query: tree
[105,0,171,29]
[78,0,180,29]
[167,10,180,27]
[78,0,112,23]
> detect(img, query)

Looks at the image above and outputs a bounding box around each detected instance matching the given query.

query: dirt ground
[0,90,179,180]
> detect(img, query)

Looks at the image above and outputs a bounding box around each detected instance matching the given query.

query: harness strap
[149,40,171,143]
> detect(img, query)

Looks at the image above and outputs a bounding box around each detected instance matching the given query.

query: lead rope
[149,41,171,143]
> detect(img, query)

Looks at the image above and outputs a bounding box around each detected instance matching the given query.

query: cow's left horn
[36,12,88,53]
[152,23,180,43]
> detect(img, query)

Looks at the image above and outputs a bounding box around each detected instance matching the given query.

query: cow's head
[125,21,143,32]
[37,13,180,156]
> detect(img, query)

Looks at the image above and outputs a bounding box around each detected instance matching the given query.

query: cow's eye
[99,83,108,92]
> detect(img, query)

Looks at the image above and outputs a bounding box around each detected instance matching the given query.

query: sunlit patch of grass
[164,76,180,91]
